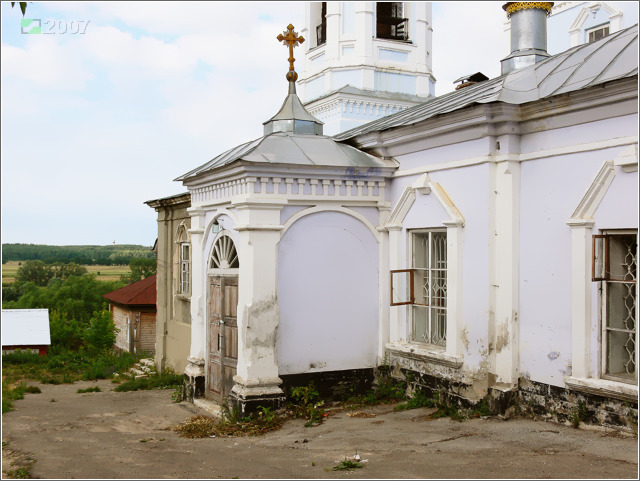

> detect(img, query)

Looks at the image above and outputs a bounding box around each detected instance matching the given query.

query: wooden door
[207,276,238,402]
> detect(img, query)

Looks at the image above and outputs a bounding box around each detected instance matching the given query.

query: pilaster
[228,199,287,415]
[185,207,206,398]
[490,160,521,386]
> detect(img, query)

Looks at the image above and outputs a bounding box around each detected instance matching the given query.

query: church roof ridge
[334,23,638,141]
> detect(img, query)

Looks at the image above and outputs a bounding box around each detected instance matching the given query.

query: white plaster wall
[277,210,379,374]
[519,115,638,153]
[518,144,636,386]
[396,138,488,172]
[388,164,491,372]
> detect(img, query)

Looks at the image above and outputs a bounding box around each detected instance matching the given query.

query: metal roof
[1,309,51,347]
[176,132,398,181]
[103,275,157,307]
[335,24,638,141]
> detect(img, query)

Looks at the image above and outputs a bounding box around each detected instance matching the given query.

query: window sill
[565,376,638,402]
[176,294,191,302]
[386,342,463,369]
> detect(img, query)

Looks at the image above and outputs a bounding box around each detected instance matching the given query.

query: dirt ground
[2,379,638,479]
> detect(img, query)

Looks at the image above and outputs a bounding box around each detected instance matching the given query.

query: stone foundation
[280,368,375,400]
[184,359,205,402]
[517,378,638,432]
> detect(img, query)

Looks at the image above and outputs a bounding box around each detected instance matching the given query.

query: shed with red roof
[103,275,156,354]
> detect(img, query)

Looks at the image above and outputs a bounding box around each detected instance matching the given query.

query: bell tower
[298,2,435,136]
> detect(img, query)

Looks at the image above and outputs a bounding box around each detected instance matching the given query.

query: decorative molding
[567,160,615,223]
[386,342,463,369]
[614,143,638,173]
[565,376,638,402]
[280,205,381,243]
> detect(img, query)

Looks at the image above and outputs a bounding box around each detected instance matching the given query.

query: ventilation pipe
[500,2,554,75]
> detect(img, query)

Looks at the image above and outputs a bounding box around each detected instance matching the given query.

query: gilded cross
[277,24,305,82]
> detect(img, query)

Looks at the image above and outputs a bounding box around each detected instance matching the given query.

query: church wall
[387,163,492,381]
[394,138,488,172]
[276,210,379,375]
[518,132,637,388]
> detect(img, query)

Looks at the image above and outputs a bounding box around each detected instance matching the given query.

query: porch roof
[175,132,397,182]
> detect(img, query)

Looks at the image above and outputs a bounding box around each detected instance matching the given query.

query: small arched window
[209,234,239,269]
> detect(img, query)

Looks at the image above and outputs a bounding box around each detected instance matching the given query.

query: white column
[444,221,464,358]
[567,220,595,379]
[230,200,286,406]
[491,160,521,386]
[185,208,206,388]
[378,204,391,360]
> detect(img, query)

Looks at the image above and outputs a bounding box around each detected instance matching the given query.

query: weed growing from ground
[569,401,589,428]
[77,386,101,393]
[332,459,364,471]
[289,383,326,427]
[394,389,435,411]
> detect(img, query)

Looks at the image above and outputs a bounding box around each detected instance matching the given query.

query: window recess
[593,232,637,384]
[390,231,447,347]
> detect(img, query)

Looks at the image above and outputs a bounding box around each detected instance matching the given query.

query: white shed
[1,309,51,355]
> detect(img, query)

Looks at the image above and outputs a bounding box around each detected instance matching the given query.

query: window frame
[586,24,610,43]
[180,242,190,295]
[593,230,637,385]
[390,229,447,348]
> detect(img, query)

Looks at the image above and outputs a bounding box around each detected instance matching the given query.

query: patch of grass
[2,381,42,414]
[332,459,364,471]
[4,467,30,479]
[113,371,183,392]
[77,386,101,393]
[394,389,435,411]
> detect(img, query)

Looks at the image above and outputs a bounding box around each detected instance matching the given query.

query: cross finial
[277,24,304,82]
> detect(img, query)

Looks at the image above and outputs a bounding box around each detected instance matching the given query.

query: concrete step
[129,368,147,377]
[193,398,224,419]
[139,358,155,367]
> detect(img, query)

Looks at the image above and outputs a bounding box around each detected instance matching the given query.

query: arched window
[209,233,239,269]
[176,224,190,294]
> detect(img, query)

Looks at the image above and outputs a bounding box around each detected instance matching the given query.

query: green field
[2,261,130,284]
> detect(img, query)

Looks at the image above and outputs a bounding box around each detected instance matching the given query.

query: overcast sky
[1,1,508,247]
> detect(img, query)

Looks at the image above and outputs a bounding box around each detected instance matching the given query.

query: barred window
[390,230,447,347]
[593,231,637,384]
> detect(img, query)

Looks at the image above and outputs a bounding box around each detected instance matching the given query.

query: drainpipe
[500,2,554,75]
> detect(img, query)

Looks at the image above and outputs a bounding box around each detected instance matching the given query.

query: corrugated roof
[1,309,51,346]
[176,132,398,181]
[103,275,156,307]
[335,24,638,141]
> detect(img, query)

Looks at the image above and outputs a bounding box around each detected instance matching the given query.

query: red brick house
[103,275,157,355]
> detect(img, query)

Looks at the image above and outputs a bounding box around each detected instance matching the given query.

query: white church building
[147,2,638,429]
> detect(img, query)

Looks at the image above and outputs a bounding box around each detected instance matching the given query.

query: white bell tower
[298,2,435,136]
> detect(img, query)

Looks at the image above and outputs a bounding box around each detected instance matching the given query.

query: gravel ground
[2,378,638,479]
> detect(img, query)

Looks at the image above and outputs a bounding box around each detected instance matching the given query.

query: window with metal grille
[180,242,190,294]
[587,24,609,43]
[390,230,447,347]
[376,2,409,41]
[593,231,637,384]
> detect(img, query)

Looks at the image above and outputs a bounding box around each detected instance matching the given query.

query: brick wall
[139,311,156,355]
[112,305,131,352]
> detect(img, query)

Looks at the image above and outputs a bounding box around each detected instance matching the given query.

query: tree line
[2,243,155,265]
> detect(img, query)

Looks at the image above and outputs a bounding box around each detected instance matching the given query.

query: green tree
[121,257,156,284]
[85,310,117,351]
[55,262,88,280]
[15,260,54,286]
[11,2,27,16]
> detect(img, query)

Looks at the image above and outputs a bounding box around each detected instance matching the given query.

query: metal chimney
[501,2,554,75]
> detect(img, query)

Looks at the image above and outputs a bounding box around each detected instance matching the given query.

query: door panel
[206,276,238,402]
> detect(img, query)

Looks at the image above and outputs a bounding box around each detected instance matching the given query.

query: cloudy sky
[1,1,508,247]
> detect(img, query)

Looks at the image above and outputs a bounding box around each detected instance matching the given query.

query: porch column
[229,200,287,416]
[184,208,206,400]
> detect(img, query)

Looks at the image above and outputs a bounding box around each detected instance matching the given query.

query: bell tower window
[376,2,408,41]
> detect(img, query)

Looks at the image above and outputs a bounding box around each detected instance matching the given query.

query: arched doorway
[206,231,240,402]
